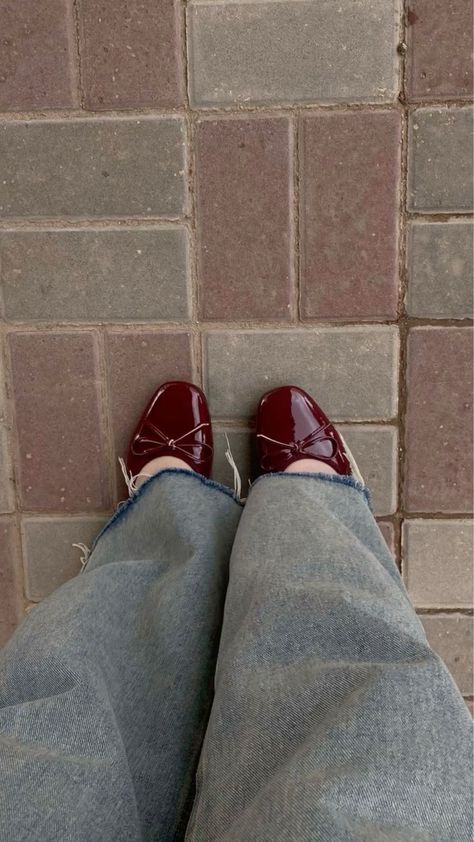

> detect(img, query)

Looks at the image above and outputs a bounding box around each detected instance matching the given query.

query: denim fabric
[0,470,472,842]
[187,475,473,841]
[0,472,241,842]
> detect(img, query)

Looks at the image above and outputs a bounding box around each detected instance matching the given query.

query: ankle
[135,456,193,489]
[284,458,337,476]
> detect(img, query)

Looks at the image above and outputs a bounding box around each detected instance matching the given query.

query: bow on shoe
[132,420,212,463]
[257,423,338,470]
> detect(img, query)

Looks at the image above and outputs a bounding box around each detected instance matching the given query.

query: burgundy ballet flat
[126,381,213,480]
[256,385,363,480]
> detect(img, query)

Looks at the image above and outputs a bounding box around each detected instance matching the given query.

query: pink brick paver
[0,0,78,111]
[405,0,473,101]
[78,0,184,109]
[404,328,473,513]
[9,332,111,512]
[300,111,401,320]
[0,0,472,703]
[195,117,293,321]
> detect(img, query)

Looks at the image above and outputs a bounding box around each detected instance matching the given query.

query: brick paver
[337,426,398,516]
[78,0,184,109]
[9,332,110,512]
[377,522,396,555]
[0,117,187,218]
[1,227,191,322]
[188,0,400,106]
[405,0,473,101]
[403,520,474,608]
[0,429,14,514]
[300,111,401,320]
[196,117,293,321]
[0,0,472,703]
[212,429,255,491]
[205,328,399,420]
[0,374,14,514]
[0,0,78,111]
[404,328,473,513]
[0,518,23,647]
[23,516,108,600]
[408,107,473,212]
[407,221,473,318]
[421,615,473,696]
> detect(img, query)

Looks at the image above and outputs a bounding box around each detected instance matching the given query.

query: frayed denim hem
[89,468,372,563]
[250,470,373,510]
[90,468,242,556]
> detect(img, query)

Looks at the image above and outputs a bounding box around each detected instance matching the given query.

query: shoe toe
[127,381,213,478]
[256,385,351,476]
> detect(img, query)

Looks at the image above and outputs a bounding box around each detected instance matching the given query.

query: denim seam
[250,471,373,510]
[90,468,242,555]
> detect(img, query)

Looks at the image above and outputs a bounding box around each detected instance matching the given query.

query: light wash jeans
[0,470,472,841]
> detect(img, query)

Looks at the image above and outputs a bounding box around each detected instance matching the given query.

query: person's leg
[0,469,241,842]
[186,475,473,842]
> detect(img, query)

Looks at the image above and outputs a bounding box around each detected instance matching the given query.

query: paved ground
[0,0,472,708]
